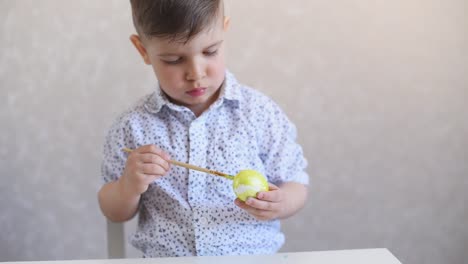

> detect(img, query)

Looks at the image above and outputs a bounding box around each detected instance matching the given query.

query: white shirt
[101,71,309,257]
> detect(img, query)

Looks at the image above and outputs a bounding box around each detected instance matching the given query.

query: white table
[2,249,402,264]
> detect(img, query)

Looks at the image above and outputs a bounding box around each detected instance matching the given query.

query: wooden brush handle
[122,148,234,180]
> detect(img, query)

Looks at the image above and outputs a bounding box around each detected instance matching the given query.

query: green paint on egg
[232,170,268,201]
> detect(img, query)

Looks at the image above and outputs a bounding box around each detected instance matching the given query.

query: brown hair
[130,0,222,42]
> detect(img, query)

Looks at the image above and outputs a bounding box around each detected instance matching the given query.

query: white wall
[1,1,467,264]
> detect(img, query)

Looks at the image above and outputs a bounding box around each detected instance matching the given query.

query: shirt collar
[144,70,241,114]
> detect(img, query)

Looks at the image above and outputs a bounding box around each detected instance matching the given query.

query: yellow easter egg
[232,170,269,202]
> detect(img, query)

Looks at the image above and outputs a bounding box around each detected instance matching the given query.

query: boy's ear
[223,16,231,31]
[130,34,151,65]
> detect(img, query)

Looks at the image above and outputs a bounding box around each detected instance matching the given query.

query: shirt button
[200,217,209,226]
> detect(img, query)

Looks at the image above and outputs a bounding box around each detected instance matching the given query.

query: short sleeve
[257,100,309,185]
[100,116,134,185]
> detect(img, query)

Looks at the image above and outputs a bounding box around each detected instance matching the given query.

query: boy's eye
[162,57,183,65]
[204,49,218,56]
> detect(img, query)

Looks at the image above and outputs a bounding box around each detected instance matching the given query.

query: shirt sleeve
[257,99,309,186]
[100,115,134,185]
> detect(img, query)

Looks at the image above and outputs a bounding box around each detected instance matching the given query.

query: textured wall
[1,1,467,264]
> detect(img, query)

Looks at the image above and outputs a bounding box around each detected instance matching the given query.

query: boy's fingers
[140,154,170,170]
[234,198,275,211]
[141,163,168,176]
[267,183,280,191]
[137,145,170,159]
[134,171,161,183]
[257,188,282,202]
[245,198,278,211]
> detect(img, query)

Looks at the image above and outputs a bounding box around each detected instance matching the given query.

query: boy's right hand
[119,145,171,197]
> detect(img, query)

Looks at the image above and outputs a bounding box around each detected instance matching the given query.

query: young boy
[98,0,309,257]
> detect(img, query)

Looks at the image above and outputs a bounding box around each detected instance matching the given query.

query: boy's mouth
[186,88,207,97]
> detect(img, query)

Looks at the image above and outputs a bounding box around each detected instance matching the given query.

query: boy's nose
[186,61,206,81]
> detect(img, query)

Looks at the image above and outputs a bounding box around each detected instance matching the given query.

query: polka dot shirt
[101,71,309,257]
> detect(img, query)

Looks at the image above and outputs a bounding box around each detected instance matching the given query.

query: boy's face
[130,15,230,116]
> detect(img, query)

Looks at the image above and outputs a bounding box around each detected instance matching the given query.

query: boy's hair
[130,0,223,42]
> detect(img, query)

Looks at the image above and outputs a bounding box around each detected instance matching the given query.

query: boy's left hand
[234,183,285,221]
